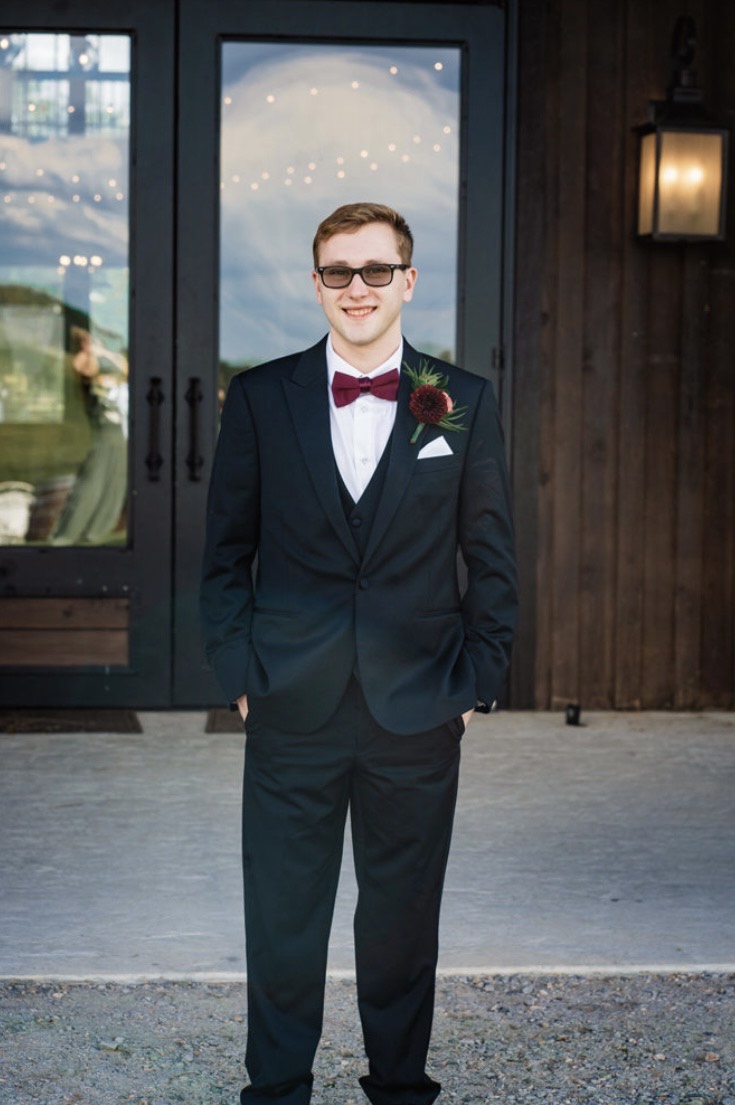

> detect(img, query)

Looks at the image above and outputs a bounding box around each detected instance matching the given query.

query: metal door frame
[173,0,513,705]
[0,0,175,706]
[0,0,515,708]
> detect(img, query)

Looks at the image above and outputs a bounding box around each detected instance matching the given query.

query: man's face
[312,222,417,370]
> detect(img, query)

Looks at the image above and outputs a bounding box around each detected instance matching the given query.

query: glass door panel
[219,42,461,389]
[175,0,507,705]
[0,0,174,709]
[0,32,131,548]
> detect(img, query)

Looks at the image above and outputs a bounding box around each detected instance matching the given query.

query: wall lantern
[637,16,729,241]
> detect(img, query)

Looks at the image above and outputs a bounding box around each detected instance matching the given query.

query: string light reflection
[219,44,461,363]
[219,52,458,199]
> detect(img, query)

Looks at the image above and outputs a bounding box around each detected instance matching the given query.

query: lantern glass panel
[638,131,657,235]
[657,129,724,236]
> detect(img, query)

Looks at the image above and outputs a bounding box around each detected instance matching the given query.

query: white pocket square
[417,435,453,460]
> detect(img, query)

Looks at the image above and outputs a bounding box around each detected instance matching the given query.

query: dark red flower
[408,384,449,425]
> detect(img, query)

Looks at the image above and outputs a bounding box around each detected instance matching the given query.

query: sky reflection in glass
[220,43,461,368]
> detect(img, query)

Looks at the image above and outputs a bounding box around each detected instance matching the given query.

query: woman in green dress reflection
[50,327,128,545]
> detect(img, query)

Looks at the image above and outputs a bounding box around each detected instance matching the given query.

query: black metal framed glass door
[0,1,174,706]
[0,0,510,709]
[174,0,510,705]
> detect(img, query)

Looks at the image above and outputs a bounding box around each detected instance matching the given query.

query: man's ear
[312,270,323,304]
[402,267,418,303]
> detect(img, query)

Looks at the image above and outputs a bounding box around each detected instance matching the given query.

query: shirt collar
[326,336,403,384]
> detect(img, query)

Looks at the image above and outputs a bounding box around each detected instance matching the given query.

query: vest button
[358,578,369,590]
[351,516,362,528]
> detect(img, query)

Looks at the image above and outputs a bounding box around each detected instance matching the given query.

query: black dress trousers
[240,677,462,1105]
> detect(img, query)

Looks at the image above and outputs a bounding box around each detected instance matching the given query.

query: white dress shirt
[326,337,402,502]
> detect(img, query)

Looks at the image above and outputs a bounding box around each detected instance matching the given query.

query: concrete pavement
[1,710,734,980]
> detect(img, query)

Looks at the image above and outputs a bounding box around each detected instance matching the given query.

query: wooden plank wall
[0,598,129,667]
[512,0,735,708]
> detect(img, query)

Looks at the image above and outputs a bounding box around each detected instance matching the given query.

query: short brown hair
[312,202,414,267]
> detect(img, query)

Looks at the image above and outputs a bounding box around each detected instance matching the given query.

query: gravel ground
[1,974,734,1105]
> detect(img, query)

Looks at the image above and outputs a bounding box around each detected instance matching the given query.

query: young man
[201,202,518,1105]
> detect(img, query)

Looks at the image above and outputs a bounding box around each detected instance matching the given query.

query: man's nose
[347,272,370,293]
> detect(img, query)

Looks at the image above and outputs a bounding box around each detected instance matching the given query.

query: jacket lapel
[361,341,423,567]
[282,338,360,563]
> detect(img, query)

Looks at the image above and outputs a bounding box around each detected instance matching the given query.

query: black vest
[336,439,392,560]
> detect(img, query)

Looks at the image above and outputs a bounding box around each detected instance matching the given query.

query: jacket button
[358,578,369,590]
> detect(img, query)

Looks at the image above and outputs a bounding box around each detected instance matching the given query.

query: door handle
[145,377,164,482]
[185,376,204,482]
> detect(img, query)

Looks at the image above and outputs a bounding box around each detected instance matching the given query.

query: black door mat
[205,708,243,733]
[0,709,142,734]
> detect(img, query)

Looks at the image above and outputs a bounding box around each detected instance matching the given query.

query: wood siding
[512,0,735,708]
[0,598,130,667]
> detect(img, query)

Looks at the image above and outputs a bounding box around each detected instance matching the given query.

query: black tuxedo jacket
[200,337,517,735]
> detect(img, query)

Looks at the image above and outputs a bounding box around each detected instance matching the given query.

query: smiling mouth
[343,306,376,318]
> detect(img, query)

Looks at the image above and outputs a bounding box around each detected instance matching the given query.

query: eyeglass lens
[321,264,399,288]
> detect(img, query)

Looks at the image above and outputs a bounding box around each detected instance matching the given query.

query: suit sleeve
[200,376,260,703]
[458,378,518,707]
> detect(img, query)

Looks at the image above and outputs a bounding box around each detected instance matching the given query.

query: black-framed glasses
[316,263,410,289]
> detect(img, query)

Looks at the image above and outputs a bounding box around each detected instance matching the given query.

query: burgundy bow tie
[331,368,400,408]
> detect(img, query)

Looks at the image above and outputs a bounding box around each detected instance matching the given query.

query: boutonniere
[403,359,468,445]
